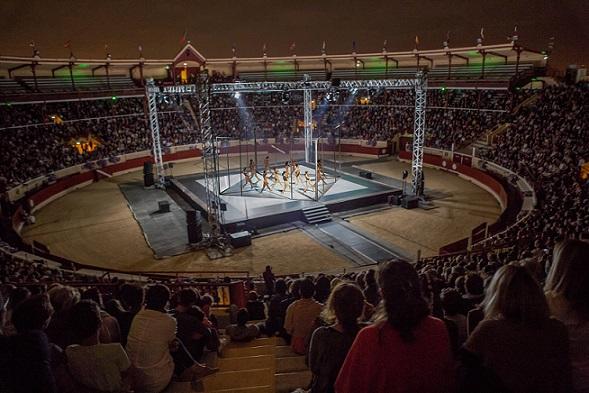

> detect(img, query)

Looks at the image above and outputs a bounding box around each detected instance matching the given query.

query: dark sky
[1,0,588,69]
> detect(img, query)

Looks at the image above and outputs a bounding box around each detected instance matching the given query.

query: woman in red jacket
[335,261,455,393]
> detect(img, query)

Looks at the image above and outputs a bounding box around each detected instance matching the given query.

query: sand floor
[22,157,500,274]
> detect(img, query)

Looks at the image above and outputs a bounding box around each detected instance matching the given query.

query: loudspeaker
[187,223,203,243]
[186,210,200,225]
[230,231,251,248]
[158,200,170,213]
[402,196,419,209]
[143,173,154,187]
[388,195,402,206]
[359,171,373,180]
[143,161,153,175]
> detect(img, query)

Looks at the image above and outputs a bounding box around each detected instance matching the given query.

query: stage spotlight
[234,92,241,99]
[350,88,358,95]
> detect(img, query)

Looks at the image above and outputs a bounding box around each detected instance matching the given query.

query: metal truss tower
[411,71,427,196]
[197,71,227,250]
[146,79,166,187]
[303,85,313,163]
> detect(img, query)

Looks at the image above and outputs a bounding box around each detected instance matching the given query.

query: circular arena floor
[21,157,500,276]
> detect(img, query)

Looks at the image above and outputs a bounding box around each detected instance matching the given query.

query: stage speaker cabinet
[158,200,170,213]
[388,195,402,206]
[187,223,203,244]
[143,161,153,175]
[402,196,419,209]
[143,173,154,187]
[186,210,201,225]
[359,171,373,180]
[230,231,251,248]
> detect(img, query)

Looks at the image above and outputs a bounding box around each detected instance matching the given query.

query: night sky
[1,0,587,69]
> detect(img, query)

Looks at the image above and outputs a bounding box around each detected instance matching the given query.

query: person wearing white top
[65,300,131,392]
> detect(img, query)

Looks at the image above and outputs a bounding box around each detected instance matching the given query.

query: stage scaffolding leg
[411,71,427,196]
[304,86,313,163]
[198,71,230,256]
[146,80,165,187]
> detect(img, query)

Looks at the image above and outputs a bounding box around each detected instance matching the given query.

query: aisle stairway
[165,336,311,393]
[302,205,332,225]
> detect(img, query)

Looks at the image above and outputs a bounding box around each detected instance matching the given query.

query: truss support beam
[209,78,416,94]
[411,71,427,196]
[197,71,225,243]
[303,84,313,163]
[145,80,166,188]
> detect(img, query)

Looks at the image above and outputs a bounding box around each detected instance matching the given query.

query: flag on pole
[415,35,420,48]
[179,29,187,45]
[289,41,296,54]
[63,40,71,49]
[480,27,485,40]
[29,40,35,48]
[382,39,388,51]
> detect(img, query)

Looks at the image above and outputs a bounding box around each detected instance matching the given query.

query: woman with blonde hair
[545,239,589,393]
[46,284,80,349]
[461,263,571,393]
[308,282,365,393]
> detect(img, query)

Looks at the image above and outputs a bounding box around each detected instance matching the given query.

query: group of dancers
[242,156,327,194]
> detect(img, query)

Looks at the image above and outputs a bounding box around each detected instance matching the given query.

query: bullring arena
[1,6,588,392]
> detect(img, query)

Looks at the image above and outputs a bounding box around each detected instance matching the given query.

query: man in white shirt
[126,284,176,393]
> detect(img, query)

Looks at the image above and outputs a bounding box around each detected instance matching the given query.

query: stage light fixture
[234,92,241,99]
[281,91,290,104]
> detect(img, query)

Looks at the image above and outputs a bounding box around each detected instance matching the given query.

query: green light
[112,96,117,100]
[77,63,89,68]
[441,87,447,92]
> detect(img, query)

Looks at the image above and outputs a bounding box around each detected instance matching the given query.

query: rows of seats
[16,75,137,93]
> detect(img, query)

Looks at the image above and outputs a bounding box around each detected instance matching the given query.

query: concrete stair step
[218,355,275,372]
[222,345,274,358]
[275,370,312,393]
[275,345,299,358]
[225,337,277,349]
[202,368,274,391]
[206,386,274,393]
[276,355,307,373]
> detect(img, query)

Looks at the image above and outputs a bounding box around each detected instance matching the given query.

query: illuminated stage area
[171,162,401,232]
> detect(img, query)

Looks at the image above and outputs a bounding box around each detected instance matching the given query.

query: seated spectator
[308,282,366,393]
[199,294,218,329]
[226,308,260,342]
[335,261,455,393]
[116,283,144,346]
[545,239,589,393]
[362,269,380,307]
[461,264,571,393]
[314,275,331,304]
[46,284,80,349]
[126,284,215,393]
[0,294,57,393]
[462,273,485,314]
[65,300,131,392]
[284,279,323,354]
[1,286,30,336]
[441,288,467,345]
[264,278,289,335]
[81,287,121,343]
[246,290,266,321]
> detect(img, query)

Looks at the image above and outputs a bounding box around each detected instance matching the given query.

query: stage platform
[170,163,401,232]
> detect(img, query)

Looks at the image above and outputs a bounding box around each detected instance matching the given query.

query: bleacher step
[275,370,312,393]
[276,355,307,373]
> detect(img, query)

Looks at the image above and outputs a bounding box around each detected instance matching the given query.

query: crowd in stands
[1,238,587,393]
[0,86,524,187]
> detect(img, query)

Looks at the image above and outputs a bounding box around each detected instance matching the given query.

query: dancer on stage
[304,171,314,193]
[316,167,327,187]
[272,167,282,191]
[249,159,259,181]
[293,163,302,185]
[263,156,270,173]
[242,167,255,190]
[281,170,290,194]
[260,171,271,193]
[317,159,327,180]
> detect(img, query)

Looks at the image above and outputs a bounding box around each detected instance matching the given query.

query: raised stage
[170,163,401,233]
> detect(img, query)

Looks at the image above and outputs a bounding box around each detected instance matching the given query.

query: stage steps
[302,205,332,224]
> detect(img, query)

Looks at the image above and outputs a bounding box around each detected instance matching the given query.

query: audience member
[226,308,260,342]
[461,264,571,393]
[284,279,323,354]
[335,261,455,393]
[308,282,366,393]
